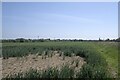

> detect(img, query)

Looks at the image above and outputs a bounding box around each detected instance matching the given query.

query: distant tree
[99,38,102,41]
[16,38,25,42]
[56,39,60,41]
[116,37,120,42]
[73,39,77,42]
[112,39,116,41]
[79,39,83,41]
[38,39,44,42]
[28,39,32,42]
[105,38,110,41]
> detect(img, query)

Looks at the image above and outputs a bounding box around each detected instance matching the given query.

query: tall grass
[2,42,112,78]
[4,65,74,78]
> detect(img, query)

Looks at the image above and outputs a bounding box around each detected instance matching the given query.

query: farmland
[2,41,118,79]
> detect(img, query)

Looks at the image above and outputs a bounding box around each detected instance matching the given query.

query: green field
[2,42,118,78]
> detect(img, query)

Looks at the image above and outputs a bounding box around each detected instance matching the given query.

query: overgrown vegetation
[4,64,109,79]
[2,42,118,78]
[4,65,74,78]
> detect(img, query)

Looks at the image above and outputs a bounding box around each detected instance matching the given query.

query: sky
[2,2,118,40]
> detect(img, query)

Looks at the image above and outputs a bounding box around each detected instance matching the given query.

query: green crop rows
[2,42,118,79]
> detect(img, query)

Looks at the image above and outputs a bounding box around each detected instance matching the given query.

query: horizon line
[1,37,119,40]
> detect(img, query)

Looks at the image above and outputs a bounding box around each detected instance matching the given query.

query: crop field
[2,42,118,79]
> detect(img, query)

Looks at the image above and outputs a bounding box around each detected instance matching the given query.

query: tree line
[1,37,120,43]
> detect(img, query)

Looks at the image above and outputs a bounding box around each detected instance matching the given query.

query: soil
[2,51,86,78]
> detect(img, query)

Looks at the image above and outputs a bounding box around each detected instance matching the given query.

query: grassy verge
[91,42,118,77]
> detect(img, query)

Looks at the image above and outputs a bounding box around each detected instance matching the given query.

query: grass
[4,64,109,79]
[4,64,74,78]
[91,42,118,76]
[2,42,118,78]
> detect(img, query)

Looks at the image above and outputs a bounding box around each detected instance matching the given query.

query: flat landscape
[2,2,118,79]
[2,41,118,78]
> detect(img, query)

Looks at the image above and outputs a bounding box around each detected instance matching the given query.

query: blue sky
[2,2,118,40]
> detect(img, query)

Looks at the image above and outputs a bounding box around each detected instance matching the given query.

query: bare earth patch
[2,51,86,78]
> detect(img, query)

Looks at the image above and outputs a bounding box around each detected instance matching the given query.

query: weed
[75,59,79,67]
